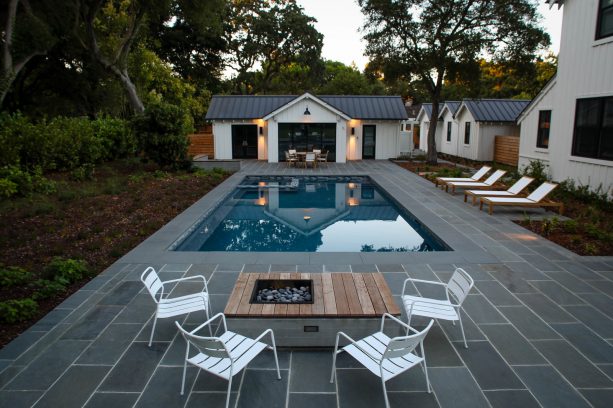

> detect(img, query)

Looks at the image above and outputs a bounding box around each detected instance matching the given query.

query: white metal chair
[175,313,281,408]
[141,266,211,346]
[330,313,434,408]
[401,267,474,348]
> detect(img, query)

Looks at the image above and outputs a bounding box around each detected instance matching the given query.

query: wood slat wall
[187,125,214,158]
[494,135,519,166]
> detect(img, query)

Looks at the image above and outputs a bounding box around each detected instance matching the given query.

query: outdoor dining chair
[401,267,474,348]
[285,151,298,167]
[175,313,281,408]
[304,152,316,168]
[330,313,434,408]
[317,151,328,166]
[141,266,211,346]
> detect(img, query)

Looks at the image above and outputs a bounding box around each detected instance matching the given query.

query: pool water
[174,176,448,252]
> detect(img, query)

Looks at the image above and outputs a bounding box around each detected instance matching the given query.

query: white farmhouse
[416,103,443,152]
[517,0,613,193]
[205,93,408,162]
[438,101,461,156]
[453,99,528,161]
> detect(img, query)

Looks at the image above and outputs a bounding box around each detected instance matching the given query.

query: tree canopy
[358,0,550,163]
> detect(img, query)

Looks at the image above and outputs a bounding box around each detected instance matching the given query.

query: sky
[297,0,563,70]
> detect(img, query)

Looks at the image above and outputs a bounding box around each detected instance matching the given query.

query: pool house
[205,93,409,163]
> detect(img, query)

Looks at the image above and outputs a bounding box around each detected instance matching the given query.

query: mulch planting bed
[0,161,230,347]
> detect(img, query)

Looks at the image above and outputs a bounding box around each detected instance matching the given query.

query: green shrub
[0,299,39,324]
[132,101,193,168]
[522,160,550,186]
[0,266,33,287]
[0,178,18,198]
[70,164,96,181]
[0,166,56,198]
[43,258,90,285]
[92,116,136,160]
[32,279,67,300]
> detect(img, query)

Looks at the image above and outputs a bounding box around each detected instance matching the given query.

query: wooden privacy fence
[494,135,519,166]
[187,124,214,158]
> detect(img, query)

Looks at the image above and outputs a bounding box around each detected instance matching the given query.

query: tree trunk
[110,65,144,114]
[426,99,440,164]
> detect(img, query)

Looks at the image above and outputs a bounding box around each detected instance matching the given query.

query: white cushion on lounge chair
[482,197,537,203]
[447,170,506,187]
[467,177,534,197]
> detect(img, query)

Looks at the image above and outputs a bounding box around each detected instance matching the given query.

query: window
[446,122,452,142]
[464,122,471,144]
[572,96,613,161]
[537,110,551,148]
[597,0,613,40]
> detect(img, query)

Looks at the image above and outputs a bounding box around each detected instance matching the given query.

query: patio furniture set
[435,165,564,215]
[285,149,329,168]
[141,266,475,408]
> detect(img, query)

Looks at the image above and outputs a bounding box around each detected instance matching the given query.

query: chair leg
[180,358,188,395]
[269,332,281,380]
[148,315,158,347]
[330,335,341,383]
[381,377,390,408]
[205,307,212,336]
[225,377,233,408]
[421,342,431,393]
[458,313,468,349]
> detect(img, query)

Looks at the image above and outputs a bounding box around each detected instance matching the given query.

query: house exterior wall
[518,79,556,170]
[417,118,443,152]
[455,109,478,160]
[439,109,459,156]
[519,0,613,192]
[477,123,519,162]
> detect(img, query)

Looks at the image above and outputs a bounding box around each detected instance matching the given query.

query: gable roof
[456,99,530,123]
[262,93,351,121]
[405,103,422,119]
[438,101,461,119]
[205,94,408,120]
[517,74,557,124]
[416,103,432,121]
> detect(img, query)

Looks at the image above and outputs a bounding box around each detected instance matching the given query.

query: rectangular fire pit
[224,273,401,347]
[251,279,313,304]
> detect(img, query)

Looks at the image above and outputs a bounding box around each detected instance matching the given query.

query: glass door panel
[362,125,376,159]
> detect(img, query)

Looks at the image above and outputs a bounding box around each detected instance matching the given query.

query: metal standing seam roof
[460,99,531,122]
[439,101,461,118]
[419,103,433,119]
[205,95,408,120]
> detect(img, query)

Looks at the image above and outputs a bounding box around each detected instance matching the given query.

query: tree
[224,0,323,94]
[1,0,73,107]
[315,61,385,95]
[358,0,550,164]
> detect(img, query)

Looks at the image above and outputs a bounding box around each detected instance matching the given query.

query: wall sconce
[351,127,355,135]
[304,106,311,115]
[259,126,263,135]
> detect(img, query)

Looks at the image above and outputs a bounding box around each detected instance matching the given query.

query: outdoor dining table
[293,151,320,167]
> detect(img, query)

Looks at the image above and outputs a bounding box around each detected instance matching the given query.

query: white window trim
[568,155,613,167]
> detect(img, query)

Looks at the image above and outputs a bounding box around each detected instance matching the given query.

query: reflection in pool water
[174,176,448,252]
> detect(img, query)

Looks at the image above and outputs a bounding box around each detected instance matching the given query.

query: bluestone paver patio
[1,160,612,407]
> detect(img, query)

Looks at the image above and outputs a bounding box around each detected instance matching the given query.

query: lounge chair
[464,176,534,205]
[480,181,563,215]
[330,313,434,408]
[434,165,491,187]
[444,169,507,194]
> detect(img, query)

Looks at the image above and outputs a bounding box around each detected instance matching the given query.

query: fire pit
[251,279,313,304]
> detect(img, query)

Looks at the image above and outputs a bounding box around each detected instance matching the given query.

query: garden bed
[0,160,231,348]
[394,159,612,257]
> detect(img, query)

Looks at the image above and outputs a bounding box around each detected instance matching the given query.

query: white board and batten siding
[212,120,267,160]
[267,99,346,163]
[478,123,519,162]
[519,0,613,192]
[439,109,459,156]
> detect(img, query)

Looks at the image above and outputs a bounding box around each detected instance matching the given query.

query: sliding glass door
[278,123,336,161]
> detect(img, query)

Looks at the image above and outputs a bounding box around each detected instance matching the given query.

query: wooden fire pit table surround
[224,272,402,347]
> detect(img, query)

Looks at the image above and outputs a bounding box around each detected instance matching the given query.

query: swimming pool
[174,176,449,252]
